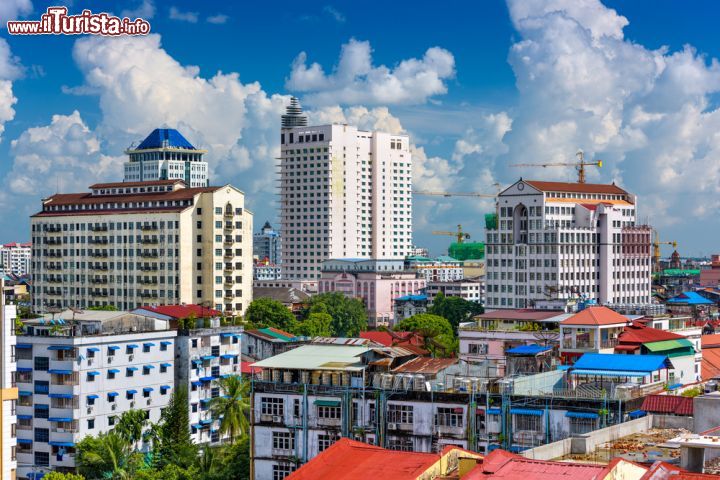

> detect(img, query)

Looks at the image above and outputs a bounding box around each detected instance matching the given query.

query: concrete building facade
[1,243,31,277]
[30,180,253,315]
[279,99,412,280]
[1,281,18,480]
[486,180,652,309]
[253,221,281,265]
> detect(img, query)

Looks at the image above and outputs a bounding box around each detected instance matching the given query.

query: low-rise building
[393,294,428,323]
[252,287,310,315]
[242,327,300,361]
[254,260,282,281]
[319,259,425,327]
[700,254,720,287]
[15,310,176,478]
[405,255,464,282]
[665,291,716,319]
[1,242,31,276]
[426,277,484,304]
[559,306,631,364]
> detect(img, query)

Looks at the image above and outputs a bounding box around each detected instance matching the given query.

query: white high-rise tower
[279,98,413,280]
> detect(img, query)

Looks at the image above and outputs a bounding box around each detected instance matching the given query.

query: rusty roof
[392,356,457,374]
[524,180,629,195]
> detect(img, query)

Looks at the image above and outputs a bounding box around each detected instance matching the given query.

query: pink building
[701,255,720,287]
[319,259,425,327]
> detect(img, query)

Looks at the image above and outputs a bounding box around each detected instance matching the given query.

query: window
[272,431,295,451]
[34,404,49,419]
[514,414,541,431]
[387,436,414,451]
[261,397,284,416]
[272,463,296,480]
[318,433,339,452]
[387,404,413,425]
[34,427,49,443]
[468,344,488,355]
[109,416,117,426]
[88,418,95,430]
[34,356,49,371]
[160,342,168,352]
[569,416,597,435]
[317,406,341,419]
[435,407,463,427]
[35,451,50,467]
[108,370,116,380]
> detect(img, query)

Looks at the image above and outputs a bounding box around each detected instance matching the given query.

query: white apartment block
[15,311,176,479]
[1,281,18,480]
[406,256,464,283]
[175,325,243,444]
[426,277,485,304]
[30,179,253,315]
[485,180,652,309]
[124,128,209,188]
[279,99,413,280]
[1,242,31,277]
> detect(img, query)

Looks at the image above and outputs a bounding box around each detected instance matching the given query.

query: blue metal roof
[510,408,544,416]
[667,291,714,305]
[628,410,647,419]
[571,369,649,377]
[487,408,501,415]
[137,128,196,150]
[573,353,673,372]
[565,411,599,419]
[506,345,552,355]
[396,294,428,301]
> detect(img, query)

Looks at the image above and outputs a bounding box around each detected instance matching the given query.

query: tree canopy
[244,297,297,331]
[394,313,457,357]
[294,312,333,337]
[305,292,367,337]
[428,291,484,332]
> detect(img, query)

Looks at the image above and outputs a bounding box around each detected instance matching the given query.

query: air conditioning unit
[272,415,282,423]
[147,399,152,405]
[387,423,398,430]
[107,356,114,363]
[260,414,273,422]
[111,403,117,410]
[129,354,134,361]
[130,401,135,408]
[88,359,94,366]
[87,407,93,414]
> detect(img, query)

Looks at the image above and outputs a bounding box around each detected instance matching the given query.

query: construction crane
[510,150,602,183]
[413,182,501,198]
[432,224,470,244]
[652,230,678,273]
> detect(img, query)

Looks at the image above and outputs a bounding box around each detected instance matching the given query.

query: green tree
[307,292,367,337]
[428,291,484,332]
[244,298,297,331]
[209,375,250,443]
[115,409,148,446]
[155,385,197,469]
[77,432,143,480]
[293,312,333,337]
[395,313,456,357]
[213,436,250,480]
[134,464,198,480]
[43,473,86,480]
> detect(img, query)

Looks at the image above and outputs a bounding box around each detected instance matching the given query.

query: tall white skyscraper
[485,179,652,309]
[279,98,413,280]
[124,128,209,188]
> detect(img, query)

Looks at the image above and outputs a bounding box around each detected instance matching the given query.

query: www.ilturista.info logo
[7,6,151,35]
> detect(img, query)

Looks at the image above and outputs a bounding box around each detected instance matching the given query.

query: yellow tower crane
[432,224,470,244]
[413,182,501,199]
[652,231,678,273]
[510,150,602,183]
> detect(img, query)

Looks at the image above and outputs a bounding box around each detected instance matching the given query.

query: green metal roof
[252,344,369,371]
[662,269,701,277]
[259,327,295,341]
[314,399,341,407]
[643,339,695,357]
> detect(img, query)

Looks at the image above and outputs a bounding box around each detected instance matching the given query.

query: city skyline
[1,0,720,256]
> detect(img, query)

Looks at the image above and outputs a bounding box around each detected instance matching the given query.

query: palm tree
[208,375,250,443]
[77,432,136,480]
[115,409,148,447]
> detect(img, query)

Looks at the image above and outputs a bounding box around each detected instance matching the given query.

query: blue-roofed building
[124,128,209,187]
[569,353,674,389]
[666,291,718,320]
[394,293,428,323]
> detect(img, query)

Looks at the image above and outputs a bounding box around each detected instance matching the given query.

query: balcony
[46,238,63,245]
[140,225,159,232]
[140,251,159,258]
[140,292,159,299]
[89,225,108,232]
[47,263,62,271]
[88,238,108,245]
[89,264,108,271]
[46,252,63,258]
[223,238,234,246]
[45,226,62,233]
[223,252,234,260]
[141,237,160,245]
[47,289,63,296]
[89,290,108,297]
[47,277,63,284]
[89,252,108,258]
[224,265,233,274]
[223,222,233,231]
[223,209,234,218]
[137,278,158,285]
[89,278,108,285]
[139,265,159,272]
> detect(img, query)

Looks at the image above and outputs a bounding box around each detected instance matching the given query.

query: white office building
[124,128,209,188]
[1,281,17,480]
[30,179,253,315]
[485,180,652,309]
[279,98,413,280]
[15,310,176,479]
[1,243,31,276]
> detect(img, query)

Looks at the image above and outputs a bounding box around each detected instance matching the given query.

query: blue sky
[1,0,719,258]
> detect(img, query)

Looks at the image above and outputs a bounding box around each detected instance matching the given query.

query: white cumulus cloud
[121,0,155,20]
[286,38,455,106]
[169,6,198,23]
[0,0,32,24]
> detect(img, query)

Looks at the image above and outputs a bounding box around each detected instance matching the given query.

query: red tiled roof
[285,438,441,480]
[240,361,257,375]
[617,324,685,344]
[641,395,694,416]
[392,357,457,374]
[561,306,630,326]
[139,304,221,319]
[702,348,720,380]
[702,334,720,348]
[476,309,564,321]
[524,180,628,195]
[360,331,424,348]
[464,449,605,480]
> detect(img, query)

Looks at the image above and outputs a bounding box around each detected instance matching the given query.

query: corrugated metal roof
[252,344,369,371]
[392,357,457,374]
[506,345,552,355]
[464,449,606,480]
[643,339,695,354]
[570,369,649,377]
[702,348,720,380]
[618,324,685,344]
[136,128,197,150]
[667,291,714,305]
[641,394,694,415]
[561,306,630,326]
[573,353,673,372]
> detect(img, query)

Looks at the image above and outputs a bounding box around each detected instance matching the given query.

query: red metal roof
[617,324,685,344]
[561,306,630,326]
[639,461,718,479]
[360,331,425,348]
[392,357,457,374]
[640,395,694,416]
[702,348,720,380]
[464,449,605,480]
[524,180,628,195]
[140,304,221,319]
[240,361,257,375]
[702,334,720,348]
[285,438,442,480]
